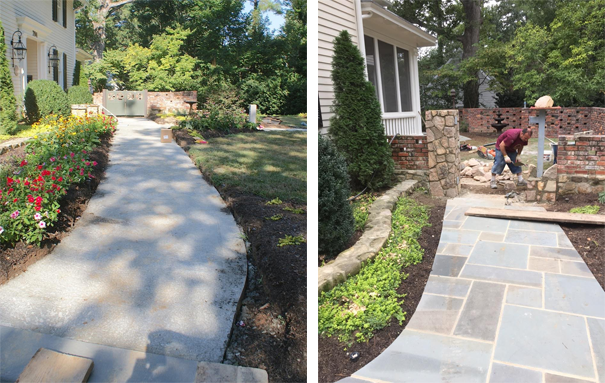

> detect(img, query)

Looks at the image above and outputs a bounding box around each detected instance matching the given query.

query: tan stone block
[544,181,556,192]
[425,120,434,129]
[440,136,449,148]
[525,190,537,201]
[537,182,545,191]
[544,192,556,202]
[445,188,458,198]
[434,116,445,129]
[429,168,439,181]
[430,181,444,197]
[439,110,448,116]
[436,147,447,155]
[436,155,446,163]
[431,110,438,116]
[432,127,444,140]
[577,183,592,193]
[445,116,455,126]
[448,110,457,115]
[448,137,457,148]
[558,174,568,183]
[444,126,455,137]
[426,129,435,142]
[428,152,437,168]
[446,154,456,163]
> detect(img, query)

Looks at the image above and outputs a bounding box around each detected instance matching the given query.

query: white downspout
[355,0,368,79]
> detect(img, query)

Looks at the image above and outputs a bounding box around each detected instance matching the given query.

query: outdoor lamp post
[10,30,27,68]
[450,88,456,109]
[48,45,59,73]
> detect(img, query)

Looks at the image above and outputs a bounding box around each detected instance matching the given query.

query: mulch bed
[545,193,605,290]
[318,191,445,383]
[174,128,307,382]
[0,135,112,285]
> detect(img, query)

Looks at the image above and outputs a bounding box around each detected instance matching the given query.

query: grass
[278,115,307,127]
[318,196,430,344]
[461,134,555,171]
[352,193,377,231]
[0,124,39,143]
[188,131,306,203]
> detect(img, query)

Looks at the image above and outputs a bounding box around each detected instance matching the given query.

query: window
[63,0,67,28]
[364,35,414,113]
[52,0,58,22]
[63,53,68,91]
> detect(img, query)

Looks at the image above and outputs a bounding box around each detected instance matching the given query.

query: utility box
[161,128,173,143]
[249,104,257,123]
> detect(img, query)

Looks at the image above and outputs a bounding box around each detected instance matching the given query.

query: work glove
[504,156,512,164]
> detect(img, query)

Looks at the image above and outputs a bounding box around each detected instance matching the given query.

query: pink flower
[34,213,42,221]
[10,210,20,219]
[0,226,3,235]
[38,221,46,229]
[50,157,56,162]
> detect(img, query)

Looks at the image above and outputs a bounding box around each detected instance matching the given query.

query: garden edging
[318,179,418,293]
[0,138,29,155]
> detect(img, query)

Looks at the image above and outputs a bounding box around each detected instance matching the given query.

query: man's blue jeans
[491,149,522,175]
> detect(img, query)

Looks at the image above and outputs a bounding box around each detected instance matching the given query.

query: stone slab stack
[425,110,461,198]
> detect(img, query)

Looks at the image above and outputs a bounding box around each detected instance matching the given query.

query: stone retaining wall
[459,107,604,137]
[425,110,460,198]
[93,91,197,115]
[557,134,605,195]
[318,180,418,293]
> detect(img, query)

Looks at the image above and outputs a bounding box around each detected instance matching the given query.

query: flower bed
[0,115,116,246]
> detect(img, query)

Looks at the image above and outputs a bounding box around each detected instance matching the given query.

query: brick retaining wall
[389,135,428,171]
[459,107,604,137]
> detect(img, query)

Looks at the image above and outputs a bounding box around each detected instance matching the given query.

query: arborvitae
[329,30,393,190]
[319,134,355,257]
[0,20,18,135]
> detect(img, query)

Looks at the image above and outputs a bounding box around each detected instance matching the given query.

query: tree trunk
[90,0,136,61]
[460,0,482,108]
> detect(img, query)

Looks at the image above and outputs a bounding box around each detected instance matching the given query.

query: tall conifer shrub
[329,30,393,189]
[0,20,18,135]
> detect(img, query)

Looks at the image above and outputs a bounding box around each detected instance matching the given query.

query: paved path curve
[0,118,247,364]
[344,195,605,383]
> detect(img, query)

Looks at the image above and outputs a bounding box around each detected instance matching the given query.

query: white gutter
[355,0,368,79]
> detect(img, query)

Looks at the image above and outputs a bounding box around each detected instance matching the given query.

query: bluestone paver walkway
[0,118,247,374]
[344,194,605,383]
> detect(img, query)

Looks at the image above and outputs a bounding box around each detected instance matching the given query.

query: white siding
[318,0,359,132]
[1,0,76,107]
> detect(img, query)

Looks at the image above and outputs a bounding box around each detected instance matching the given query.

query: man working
[490,127,533,189]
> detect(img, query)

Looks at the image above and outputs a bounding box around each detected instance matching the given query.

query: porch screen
[397,48,412,112]
[364,35,379,100]
[377,40,398,113]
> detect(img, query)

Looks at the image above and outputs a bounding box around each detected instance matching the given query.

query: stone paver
[0,118,247,367]
[346,195,605,383]
[453,281,505,341]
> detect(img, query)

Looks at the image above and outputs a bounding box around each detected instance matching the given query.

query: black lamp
[48,45,59,73]
[10,30,27,67]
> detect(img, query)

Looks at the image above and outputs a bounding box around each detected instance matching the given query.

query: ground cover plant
[352,193,377,231]
[0,114,116,246]
[319,196,430,344]
[569,205,600,214]
[173,127,306,382]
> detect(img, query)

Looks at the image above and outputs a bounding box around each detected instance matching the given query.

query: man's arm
[500,142,512,163]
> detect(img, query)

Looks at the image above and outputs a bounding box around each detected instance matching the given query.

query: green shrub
[0,20,18,135]
[319,134,355,256]
[68,86,93,105]
[329,30,394,190]
[599,192,605,204]
[240,75,288,116]
[570,205,600,214]
[24,80,69,123]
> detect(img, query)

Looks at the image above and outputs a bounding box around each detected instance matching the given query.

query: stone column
[425,110,461,198]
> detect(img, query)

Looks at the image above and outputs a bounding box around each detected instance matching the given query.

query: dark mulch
[175,128,306,382]
[545,193,605,290]
[318,191,446,383]
[0,135,112,285]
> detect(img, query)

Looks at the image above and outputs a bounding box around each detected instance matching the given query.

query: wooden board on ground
[465,207,605,226]
[16,348,93,383]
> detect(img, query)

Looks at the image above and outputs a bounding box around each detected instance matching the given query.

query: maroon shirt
[496,129,528,154]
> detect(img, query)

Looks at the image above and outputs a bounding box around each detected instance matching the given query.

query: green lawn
[461,134,555,171]
[278,115,307,127]
[0,124,35,143]
[188,131,307,203]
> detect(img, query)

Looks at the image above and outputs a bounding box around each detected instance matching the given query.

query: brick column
[425,110,461,198]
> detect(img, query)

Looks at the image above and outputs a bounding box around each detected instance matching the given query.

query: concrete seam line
[318,180,418,293]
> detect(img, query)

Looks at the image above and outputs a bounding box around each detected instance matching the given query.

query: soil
[174,128,307,382]
[544,193,605,290]
[0,135,113,285]
[318,191,446,383]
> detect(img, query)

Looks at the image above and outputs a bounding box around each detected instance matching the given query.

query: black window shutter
[53,65,59,83]
[52,0,58,22]
[63,0,67,28]
[63,53,68,91]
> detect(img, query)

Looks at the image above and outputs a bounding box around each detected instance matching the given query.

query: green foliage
[283,206,304,214]
[266,214,283,221]
[319,196,430,343]
[599,192,605,204]
[570,205,601,214]
[266,198,283,205]
[329,30,394,190]
[240,75,288,116]
[352,193,377,231]
[277,234,306,247]
[24,80,70,123]
[68,86,93,105]
[319,135,355,256]
[0,20,18,135]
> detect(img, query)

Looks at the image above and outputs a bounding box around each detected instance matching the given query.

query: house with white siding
[1,0,89,107]
[318,0,436,135]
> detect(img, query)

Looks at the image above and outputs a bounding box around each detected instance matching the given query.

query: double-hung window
[364,35,413,114]
[52,0,67,27]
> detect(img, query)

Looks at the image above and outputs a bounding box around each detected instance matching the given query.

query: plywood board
[465,207,605,226]
[16,348,93,383]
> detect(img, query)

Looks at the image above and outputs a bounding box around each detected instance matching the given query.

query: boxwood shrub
[24,80,70,123]
[319,134,355,257]
[68,85,93,105]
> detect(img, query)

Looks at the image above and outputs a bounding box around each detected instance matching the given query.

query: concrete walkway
[344,194,605,383]
[0,118,249,378]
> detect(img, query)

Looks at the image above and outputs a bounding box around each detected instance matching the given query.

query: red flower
[37,165,43,170]
[7,177,13,185]
[35,206,41,211]
[57,209,61,213]
[13,198,17,202]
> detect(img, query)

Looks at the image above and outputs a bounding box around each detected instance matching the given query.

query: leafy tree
[0,20,18,134]
[319,135,355,257]
[329,30,393,190]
